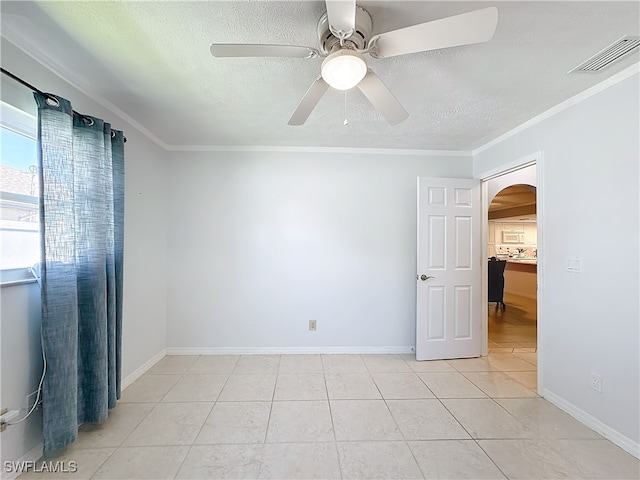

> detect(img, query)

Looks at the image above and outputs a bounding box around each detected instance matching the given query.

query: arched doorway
[487,184,538,390]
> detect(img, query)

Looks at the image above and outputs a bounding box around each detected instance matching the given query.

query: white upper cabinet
[489,219,537,246]
[524,223,537,244]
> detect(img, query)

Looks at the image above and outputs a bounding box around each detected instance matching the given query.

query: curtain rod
[1,67,127,143]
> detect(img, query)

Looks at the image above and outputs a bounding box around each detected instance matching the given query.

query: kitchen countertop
[494,255,537,265]
[506,258,537,265]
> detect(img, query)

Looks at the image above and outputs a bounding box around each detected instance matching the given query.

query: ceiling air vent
[569,36,640,73]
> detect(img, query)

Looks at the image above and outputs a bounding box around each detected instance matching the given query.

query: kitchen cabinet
[524,223,537,244]
[489,221,537,245]
[505,223,523,233]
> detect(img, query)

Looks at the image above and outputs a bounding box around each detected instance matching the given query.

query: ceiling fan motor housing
[317,6,373,54]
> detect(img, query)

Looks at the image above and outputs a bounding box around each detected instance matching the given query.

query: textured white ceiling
[1,1,639,151]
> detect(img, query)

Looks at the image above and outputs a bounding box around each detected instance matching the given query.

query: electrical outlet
[0,409,20,433]
[591,373,602,392]
[0,410,19,423]
[308,320,317,331]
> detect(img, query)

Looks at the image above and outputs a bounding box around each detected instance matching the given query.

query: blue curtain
[34,93,124,453]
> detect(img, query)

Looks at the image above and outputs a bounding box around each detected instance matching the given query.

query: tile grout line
[153,355,239,479]
[153,355,201,480]
[457,369,539,399]
[86,445,119,480]
[371,355,430,478]
[392,355,429,480]
[77,353,638,480]
[322,360,344,480]
[431,366,524,480]
[115,355,193,453]
[262,355,280,444]
[169,445,193,480]
[100,354,200,480]
[433,389,477,442]
[472,439,511,480]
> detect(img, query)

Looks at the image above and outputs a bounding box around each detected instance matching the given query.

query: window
[0,104,40,273]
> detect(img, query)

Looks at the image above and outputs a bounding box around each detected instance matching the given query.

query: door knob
[420,274,434,281]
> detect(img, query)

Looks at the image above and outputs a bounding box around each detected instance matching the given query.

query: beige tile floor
[20,352,639,480]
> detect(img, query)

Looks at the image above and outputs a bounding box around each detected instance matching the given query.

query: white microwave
[502,231,525,243]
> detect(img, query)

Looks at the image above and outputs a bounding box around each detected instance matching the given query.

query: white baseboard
[166,346,414,355]
[121,348,167,391]
[543,389,640,459]
[2,442,44,480]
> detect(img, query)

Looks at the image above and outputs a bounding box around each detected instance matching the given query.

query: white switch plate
[567,257,583,273]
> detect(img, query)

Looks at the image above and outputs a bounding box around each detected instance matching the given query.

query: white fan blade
[326,0,356,37]
[370,7,498,59]
[356,70,408,125]
[288,77,330,125]
[210,44,318,58]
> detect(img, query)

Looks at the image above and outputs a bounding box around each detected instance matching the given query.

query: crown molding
[1,31,170,150]
[472,62,640,156]
[164,144,472,157]
[5,25,637,157]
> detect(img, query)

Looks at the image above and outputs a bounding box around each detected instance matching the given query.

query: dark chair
[488,257,506,310]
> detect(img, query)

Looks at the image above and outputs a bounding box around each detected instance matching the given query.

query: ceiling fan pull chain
[343,90,349,126]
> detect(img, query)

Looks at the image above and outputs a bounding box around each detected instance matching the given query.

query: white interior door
[416,177,481,361]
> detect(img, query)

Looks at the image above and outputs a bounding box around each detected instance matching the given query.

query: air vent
[569,36,640,73]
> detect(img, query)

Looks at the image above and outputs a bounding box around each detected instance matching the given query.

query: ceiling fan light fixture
[321,50,367,90]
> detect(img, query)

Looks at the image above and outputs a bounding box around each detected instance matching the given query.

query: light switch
[566,257,583,273]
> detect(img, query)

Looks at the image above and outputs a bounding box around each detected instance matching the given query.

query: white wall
[166,151,472,351]
[119,126,169,380]
[0,283,43,466]
[475,70,640,452]
[0,38,170,464]
[487,164,536,203]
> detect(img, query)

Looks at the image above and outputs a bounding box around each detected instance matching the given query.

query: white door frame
[476,151,545,395]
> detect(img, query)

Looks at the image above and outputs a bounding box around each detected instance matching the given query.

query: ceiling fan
[210,1,498,126]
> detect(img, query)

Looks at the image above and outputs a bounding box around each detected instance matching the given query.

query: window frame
[0,101,39,287]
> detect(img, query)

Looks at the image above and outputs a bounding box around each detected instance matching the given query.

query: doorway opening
[484,167,539,392]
